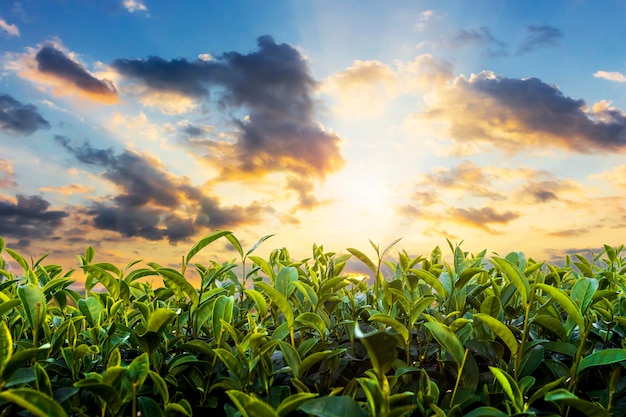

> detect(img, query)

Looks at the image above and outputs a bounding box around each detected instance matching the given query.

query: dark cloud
[0,194,68,244]
[36,45,118,101]
[447,206,519,232]
[0,94,50,135]
[516,25,563,56]
[519,180,570,203]
[60,139,268,242]
[424,71,626,153]
[452,27,507,57]
[113,35,344,179]
[285,176,322,210]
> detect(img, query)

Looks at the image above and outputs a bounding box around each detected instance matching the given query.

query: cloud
[418,161,505,200]
[123,0,148,13]
[285,176,323,210]
[0,94,51,135]
[57,138,271,242]
[322,54,452,117]
[517,179,575,203]
[0,18,19,37]
[516,25,563,55]
[0,160,17,188]
[420,71,626,154]
[35,45,118,102]
[39,183,95,195]
[591,164,626,189]
[5,42,118,104]
[594,70,626,83]
[452,27,507,57]
[548,228,589,238]
[113,36,343,180]
[446,206,519,232]
[0,194,69,246]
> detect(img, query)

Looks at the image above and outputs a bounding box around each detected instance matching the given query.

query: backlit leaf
[227,390,279,417]
[570,277,598,315]
[298,396,368,417]
[578,348,626,374]
[355,324,398,375]
[492,257,530,304]
[185,230,233,265]
[536,284,584,330]
[255,282,294,328]
[424,321,465,367]
[474,313,518,355]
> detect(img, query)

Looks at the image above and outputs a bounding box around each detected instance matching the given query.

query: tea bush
[1,231,626,416]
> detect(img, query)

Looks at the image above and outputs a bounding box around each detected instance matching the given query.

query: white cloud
[123,0,148,13]
[0,18,19,37]
[593,70,626,83]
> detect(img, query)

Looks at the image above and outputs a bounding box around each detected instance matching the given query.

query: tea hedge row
[1,232,626,416]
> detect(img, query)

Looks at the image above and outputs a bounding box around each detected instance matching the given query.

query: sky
[1,0,626,275]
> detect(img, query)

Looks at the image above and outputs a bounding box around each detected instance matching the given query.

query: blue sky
[1,0,626,272]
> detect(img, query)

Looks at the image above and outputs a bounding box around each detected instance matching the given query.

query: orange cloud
[418,71,626,154]
[5,42,118,104]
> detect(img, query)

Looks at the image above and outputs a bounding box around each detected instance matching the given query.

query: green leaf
[463,406,509,417]
[81,265,120,300]
[276,266,298,298]
[279,341,301,378]
[17,283,46,331]
[0,299,21,317]
[536,284,584,330]
[249,255,277,280]
[276,392,318,417]
[245,234,275,258]
[212,295,234,342]
[570,277,598,315]
[578,348,626,374]
[545,389,611,417]
[369,313,410,344]
[408,268,447,298]
[355,324,398,375]
[139,397,164,417]
[489,366,524,413]
[0,388,68,417]
[227,390,279,417]
[299,395,369,417]
[3,344,50,383]
[0,321,12,380]
[186,230,233,265]
[532,315,567,341]
[164,402,193,417]
[296,312,327,337]
[157,268,199,306]
[474,313,518,355]
[148,370,169,405]
[300,350,337,376]
[424,321,465,367]
[5,248,29,273]
[479,295,501,318]
[346,248,376,274]
[146,308,177,334]
[255,282,294,328]
[491,257,530,304]
[244,289,267,317]
[78,296,103,327]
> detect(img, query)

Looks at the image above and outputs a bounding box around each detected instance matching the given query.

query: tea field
[1,231,626,416]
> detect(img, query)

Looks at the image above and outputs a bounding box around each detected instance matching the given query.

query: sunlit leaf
[492,257,530,305]
[185,230,233,265]
[346,248,376,274]
[424,322,465,367]
[474,313,518,355]
[369,313,409,344]
[536,284,584,330]
[570,277,598,315]
[355,324,398,375]
[545,389,611,417]
[227,390,279,417]
[298,396,368,417]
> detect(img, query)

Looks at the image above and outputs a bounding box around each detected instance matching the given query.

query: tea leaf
[369,313,409,344]
[255,282,294,328]
[146,308,176,334]
[5,247,28,273]
[474,313,518,355]
[213,295,234,344]
[157,267,199,306]
[532,315,567,341]
[17,283,47,331]
[245,234,275,258]
[408,269,446,298]
[0,388,68,417]
[185,230,232,265]
[570,277,598,315]
[300,350,337,376]
[0,320,13,382]
[244,289,268,317]
[463,407,509,417]
[489,366,524,413]
[479,295,501,318]
[298,396,369,417]
[227,390,279,417]
[578,348,626,374]
[139,397,164,417]
[164,402,193,416]
[355,324,398,375]
[276,266,298,298]
[296,312,327,337]
[276,392,318,417]
[536,284,584,330]
[424,322,465,367]
[81,265,120,300]
[346,248,376,274]
[491,257,530,304]
[545,389,611,417]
